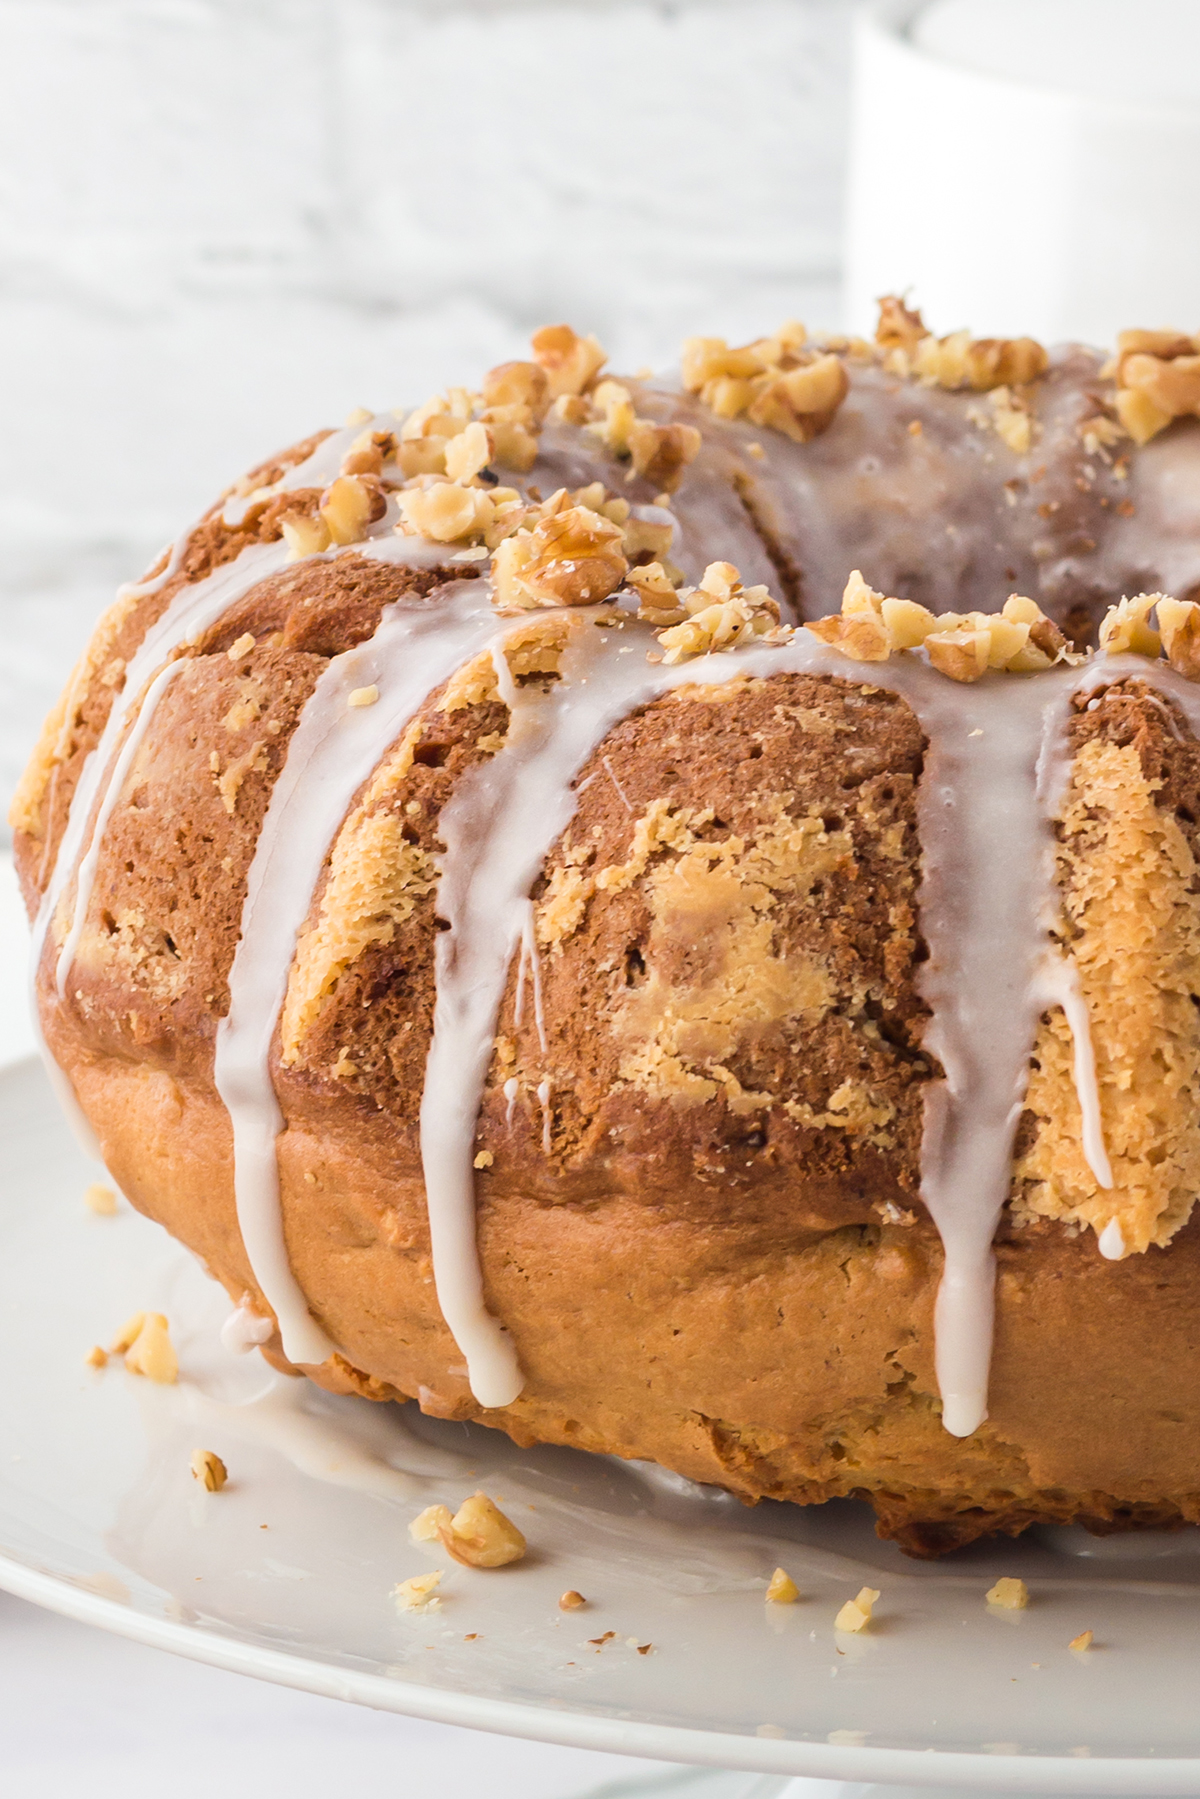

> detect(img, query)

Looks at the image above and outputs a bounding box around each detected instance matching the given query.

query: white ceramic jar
[845,0,1200,345]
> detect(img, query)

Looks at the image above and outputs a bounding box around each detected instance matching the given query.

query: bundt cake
[15,303,1200,1556]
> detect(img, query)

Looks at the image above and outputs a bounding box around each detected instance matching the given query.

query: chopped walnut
[478,407,539,473]
[913,329,1048,392]
[320,475,387,546]
[973,385,1035,455]
[747,353,849,444]
[226,633,256,663]
[444,421,494,485]
[582,383,701,493]
[835,1586,880,1632]
[681,325,849,442]
[190,1448,228,1492]
[280,512,332,560]
[808,572,1071,680]
[1098,591,1162,658]
[394,1570,443,1612]
[986,1577,1029,1610]
[653,561,785,664]
[626,560,683,624]
[552,394,593,426]
[84,1182,117,1216]
[482,360,551,423]
[341,428,397,477]
[116,1312,178,1384]
[399,480,495,545]
[85,1345,108,1369]
[1156,597,1200,678]
[627,419,701,491]
[559,1589,587,1611]
[396,389,476,477]
[492,502,627,611]
[410,1503,453,1543]
[765,1567,799,1604]
[531,324,607,397]
[1114,327,1200,443]
[875,294,927,356]
[348,685,379,708]
[410,1492,527,1568]
[587,380,637,456]
[1069,1629,1094,1652]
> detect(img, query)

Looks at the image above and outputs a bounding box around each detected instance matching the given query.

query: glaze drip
[214,571,510,1367]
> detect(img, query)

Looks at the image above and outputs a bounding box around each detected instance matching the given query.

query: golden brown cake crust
[20,331,1200,1554]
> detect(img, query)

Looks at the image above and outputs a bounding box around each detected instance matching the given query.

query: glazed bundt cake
[16,304,1200,1555]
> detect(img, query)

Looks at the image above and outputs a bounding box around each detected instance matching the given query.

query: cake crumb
[834,1586,879,1632]
[226,633,256,662]
[986,1577,1030,1610]
[190,1449,228,1492]
[348,685,379,708]
[1069,1630,1094,1652]
[559,1589,587,1611]
[589,1631,617,1646]
[84,1183,117,1216]
[765,1567,799,1604]
[394,1571,443,1613]
[473,1151,494,1169]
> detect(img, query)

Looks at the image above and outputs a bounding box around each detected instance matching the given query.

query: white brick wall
[0,0,854,810]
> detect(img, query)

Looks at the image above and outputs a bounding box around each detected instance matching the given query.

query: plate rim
[3,1546,1200,1793]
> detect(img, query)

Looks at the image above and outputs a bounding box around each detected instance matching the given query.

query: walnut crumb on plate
[835,1587,879,1633]
[987,1577,1030,1610]
[190,1449,228,1492]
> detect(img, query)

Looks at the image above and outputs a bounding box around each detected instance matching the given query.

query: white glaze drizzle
[512,905,547,1054]
[220,1298,275,1355]
[1033,953,1113,1191]
[214,573,516,1368]
[1098,1218,1127,1261]
[537,1078,553,1155]
[37,523,450,1115]
[55,658,187,997]
[37,541,290,993]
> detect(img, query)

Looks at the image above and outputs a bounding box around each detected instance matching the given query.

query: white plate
[3,1055,1200,1794]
